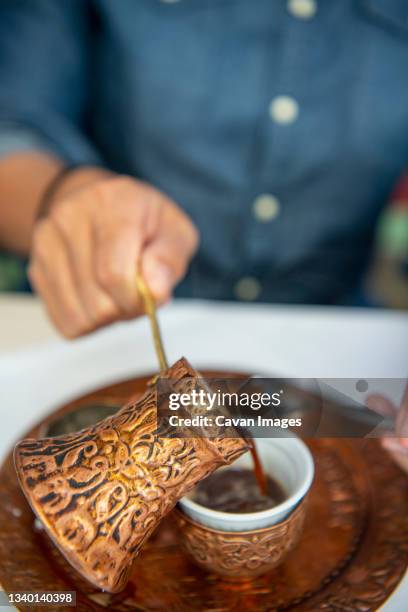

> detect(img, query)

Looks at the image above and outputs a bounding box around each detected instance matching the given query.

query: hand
[29,172,199,338]
[366,386,408,474]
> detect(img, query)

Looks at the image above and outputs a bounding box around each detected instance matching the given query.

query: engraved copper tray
[0,373,407,612]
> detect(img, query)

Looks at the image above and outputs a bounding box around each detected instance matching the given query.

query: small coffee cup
[174,435,314,579]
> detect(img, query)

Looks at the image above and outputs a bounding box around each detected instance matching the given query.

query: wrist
[35,165,113,221]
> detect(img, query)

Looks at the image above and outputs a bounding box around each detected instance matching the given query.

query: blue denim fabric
[1,0,408,304]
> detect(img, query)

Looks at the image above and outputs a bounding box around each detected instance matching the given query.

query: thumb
[141,234,193,303]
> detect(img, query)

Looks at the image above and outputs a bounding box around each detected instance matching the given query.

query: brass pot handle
[135,270,169,372]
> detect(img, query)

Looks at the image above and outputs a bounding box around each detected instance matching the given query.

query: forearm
[0,152,111,255]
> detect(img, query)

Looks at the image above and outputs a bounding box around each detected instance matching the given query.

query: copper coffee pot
[14,276,248,592]
[14,358,248,592]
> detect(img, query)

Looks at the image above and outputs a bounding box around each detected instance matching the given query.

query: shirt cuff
[0,120,103,166]
[0,124,57,159]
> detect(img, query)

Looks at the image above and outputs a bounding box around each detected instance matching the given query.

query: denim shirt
[1,0,408,304]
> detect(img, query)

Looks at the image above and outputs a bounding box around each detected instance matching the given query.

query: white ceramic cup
[178,435,314,532]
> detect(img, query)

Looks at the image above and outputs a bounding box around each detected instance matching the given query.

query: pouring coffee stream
[247,438,268,497]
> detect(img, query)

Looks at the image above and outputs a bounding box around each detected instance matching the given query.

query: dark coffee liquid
[190,468,286,513]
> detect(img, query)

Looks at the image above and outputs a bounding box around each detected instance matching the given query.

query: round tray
[0,374,407,611]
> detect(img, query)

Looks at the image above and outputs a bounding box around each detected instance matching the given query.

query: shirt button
[234,277,261,301]
[287,0,317,20]
[269,96,299,125]
[253,194,280,223]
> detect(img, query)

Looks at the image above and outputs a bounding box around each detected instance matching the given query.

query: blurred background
[366,176,408,309]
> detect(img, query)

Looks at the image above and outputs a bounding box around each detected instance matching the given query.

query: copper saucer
[0,373,407,611]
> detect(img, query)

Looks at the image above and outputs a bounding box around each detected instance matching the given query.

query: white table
[0,295,407,610]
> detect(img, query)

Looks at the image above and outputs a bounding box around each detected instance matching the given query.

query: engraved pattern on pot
[175,501,306,577]
[14,358,248,592]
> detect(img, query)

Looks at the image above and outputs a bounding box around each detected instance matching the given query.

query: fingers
[397,385,408,439]
[92,178,198,310]
[402,385,408,408]
[94,221,144,314]
[141,205,199,302]
[141,235,191,303]
[382,437,408,455]
[49,194,120,326]
[381,438,408,475]
[366,391,408,446]
[29,222,90,338]
[92,178,158,314]
[365,394,398,418]
[367,387,408,475]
